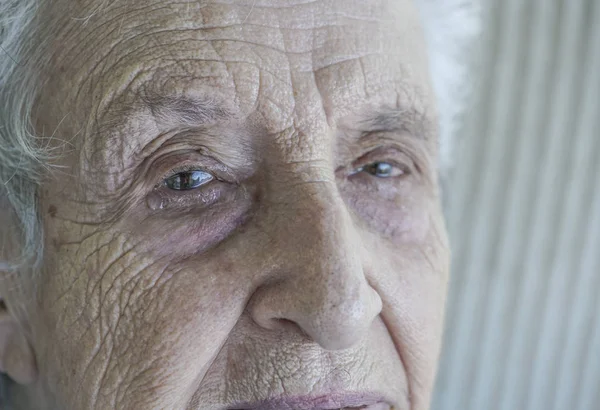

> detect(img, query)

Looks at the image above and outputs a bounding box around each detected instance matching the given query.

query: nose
[248,183,383,351]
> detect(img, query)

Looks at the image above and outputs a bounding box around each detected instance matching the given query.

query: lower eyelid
[148,181,225,211]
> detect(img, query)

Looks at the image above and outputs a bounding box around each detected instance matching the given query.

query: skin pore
[0,0,450,409]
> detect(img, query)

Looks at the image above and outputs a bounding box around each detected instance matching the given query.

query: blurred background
[432,1,600,410]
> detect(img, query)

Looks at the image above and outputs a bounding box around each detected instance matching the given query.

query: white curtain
[432,1,600,409]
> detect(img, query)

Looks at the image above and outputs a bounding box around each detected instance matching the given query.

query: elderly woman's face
[4,0,449,409]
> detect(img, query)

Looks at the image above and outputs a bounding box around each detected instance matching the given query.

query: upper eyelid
[148,150,219,178]
[162,164,213,179]
[145,139,254,183]
[353,145,413,164]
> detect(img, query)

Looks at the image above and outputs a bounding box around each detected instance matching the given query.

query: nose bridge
[288,182,352,260]
[251,178,383,350]
[272,176,358,277]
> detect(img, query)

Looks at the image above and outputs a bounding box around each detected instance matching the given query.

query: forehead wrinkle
[48,0,393,93]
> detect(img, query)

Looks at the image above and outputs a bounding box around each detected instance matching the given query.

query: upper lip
[226,392,392,409]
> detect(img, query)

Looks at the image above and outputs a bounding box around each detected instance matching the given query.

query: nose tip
[297,288,384,350]
[250,276,383,351]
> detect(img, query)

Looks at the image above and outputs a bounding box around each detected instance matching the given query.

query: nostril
[275,318,297,329]
[277,318,313,338]
[262,317,312,341]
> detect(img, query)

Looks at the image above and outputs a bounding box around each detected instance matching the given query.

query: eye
[164,170,214,190]
[360,161,406,178]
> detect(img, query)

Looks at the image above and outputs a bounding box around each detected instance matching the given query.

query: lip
[227,392,393,410]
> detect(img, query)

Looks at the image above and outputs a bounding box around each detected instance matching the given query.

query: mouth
[227,392,394,410]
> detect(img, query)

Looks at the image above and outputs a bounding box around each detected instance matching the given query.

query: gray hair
[0,0,481,271]
[0,0,47,272]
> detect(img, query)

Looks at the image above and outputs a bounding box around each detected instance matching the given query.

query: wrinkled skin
[0,0,450,409]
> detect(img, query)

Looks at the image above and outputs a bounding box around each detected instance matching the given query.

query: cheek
[365,215,449,405]
[34,232,164,406]
[366,201,450,333]
[34,228,249,409]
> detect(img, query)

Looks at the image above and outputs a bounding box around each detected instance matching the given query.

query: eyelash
[158,164,213,185]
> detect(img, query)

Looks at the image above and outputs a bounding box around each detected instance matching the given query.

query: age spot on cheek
[51,238,61,252]
[48,205,58,218]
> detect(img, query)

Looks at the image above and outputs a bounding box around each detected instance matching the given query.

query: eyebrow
[91,92,236,161]
[97,92,235,134]
[138,93,234,128]
[91,91,432,169]
[353,105,433,140]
